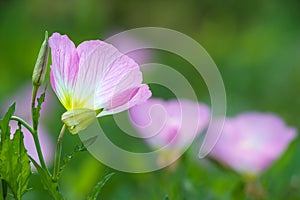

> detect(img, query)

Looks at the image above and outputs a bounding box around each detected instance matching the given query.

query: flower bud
[32,31,49,86]
[62,108,102,134]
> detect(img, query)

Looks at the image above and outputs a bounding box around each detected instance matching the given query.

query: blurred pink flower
[2,83,54,170]
[49,33,151,134]
[210,112,297,175]
[129,99,210,158]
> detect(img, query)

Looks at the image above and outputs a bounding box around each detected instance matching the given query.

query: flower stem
[30,85,49,174]
[10,116,34,135]
[31,85,38,130]
[32,132,49,172]
[53,124,67,182]
[10,115,49,174]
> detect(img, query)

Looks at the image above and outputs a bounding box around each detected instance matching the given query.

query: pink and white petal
[94,51,143,109]
[77,40,104,59]
[98,84,151,116]
[94,66,143,109]
[72,41,104,109]
[73,40,129,109]
[49,33,79,110]
[50,70,73,109]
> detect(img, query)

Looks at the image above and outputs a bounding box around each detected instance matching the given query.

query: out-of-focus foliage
[0,0,300,199]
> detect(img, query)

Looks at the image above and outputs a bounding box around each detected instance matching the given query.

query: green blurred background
[0,0,300,199]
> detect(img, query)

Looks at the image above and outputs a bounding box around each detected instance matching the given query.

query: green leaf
[29,157,64,200]
[0,103,15,143]
[85,173,115,200]
[0,104,31,200]
[32,91,46,131]
[0,180,7,200]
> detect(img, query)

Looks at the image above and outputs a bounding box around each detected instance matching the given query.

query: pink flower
[48,33,151,134]
[210,112,297,175]
[2,83,54,169]
[129,98,210,164]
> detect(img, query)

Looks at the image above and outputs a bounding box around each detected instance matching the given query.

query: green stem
[10,116,49,174]
[10,116,34,135]
[30,85,50,174]
[31,85,38,131]
[53,124,67,182]
[32,133,49,172]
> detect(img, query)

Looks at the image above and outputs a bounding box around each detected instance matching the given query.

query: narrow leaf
[85,173,115,200]
[0,103,15,143]
[0,180,7,200]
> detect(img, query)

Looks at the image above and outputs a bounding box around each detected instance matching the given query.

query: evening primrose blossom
[210,112,297,176]
[49,33,151,134]
[129,99,210,166]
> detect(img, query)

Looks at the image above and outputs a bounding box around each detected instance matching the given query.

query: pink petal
[94,50,143,109]
[49,33,79,110]
[49,33,151,115]
[210,112,297,175]
[99,84,151,116]
[72,40,105,109]
[129,99,210,149]
[74,40,145,110]
[77,40,149,112]
[129,99,165,128]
